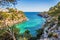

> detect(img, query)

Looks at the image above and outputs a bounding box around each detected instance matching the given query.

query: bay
[16,12,46,36]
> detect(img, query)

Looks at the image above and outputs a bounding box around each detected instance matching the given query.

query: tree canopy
[0,0,18,8]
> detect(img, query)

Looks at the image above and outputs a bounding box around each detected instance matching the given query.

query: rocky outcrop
[0,8,27,28]
[38,12,49,18]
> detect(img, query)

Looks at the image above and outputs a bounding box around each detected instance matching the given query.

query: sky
[16,0,60,12]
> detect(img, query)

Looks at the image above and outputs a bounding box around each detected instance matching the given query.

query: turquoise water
[16,12,46,35]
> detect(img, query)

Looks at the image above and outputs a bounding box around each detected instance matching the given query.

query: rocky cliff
[0,8,27,28]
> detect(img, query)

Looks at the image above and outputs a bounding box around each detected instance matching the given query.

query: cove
[16,12,46,35]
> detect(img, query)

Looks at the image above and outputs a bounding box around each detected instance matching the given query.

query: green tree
[0,24,20,40]
[58,16,60,26]
[48,32,53,38]
[23,30,32,40]
[1,12,10,19]
[36,28,44,39]
[0,0,17,8]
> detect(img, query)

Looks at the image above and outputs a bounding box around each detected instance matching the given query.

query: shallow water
[16,12,46,35]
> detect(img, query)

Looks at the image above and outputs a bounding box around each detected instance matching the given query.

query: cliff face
[41,2,60,38]
[48,2,60,26]
[0,8,27,28]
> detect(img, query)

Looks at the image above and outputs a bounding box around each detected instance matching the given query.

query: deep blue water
[16,12,46,36]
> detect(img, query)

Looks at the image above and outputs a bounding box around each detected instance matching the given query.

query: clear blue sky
[16,0,60,12]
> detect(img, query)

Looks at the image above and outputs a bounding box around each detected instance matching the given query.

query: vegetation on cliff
[0,8,27,28]
[48,2,60,26]
[43,2,60,38]
[0,0,29,40]
[36,2,60,39]
[48,2,60,16]
[0,8,27,40]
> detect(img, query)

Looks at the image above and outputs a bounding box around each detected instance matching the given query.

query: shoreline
[0,17,27,28]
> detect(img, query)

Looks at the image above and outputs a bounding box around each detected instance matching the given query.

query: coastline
[0,17,27,28]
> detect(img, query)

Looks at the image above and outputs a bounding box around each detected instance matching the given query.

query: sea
[16,12,46,36]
